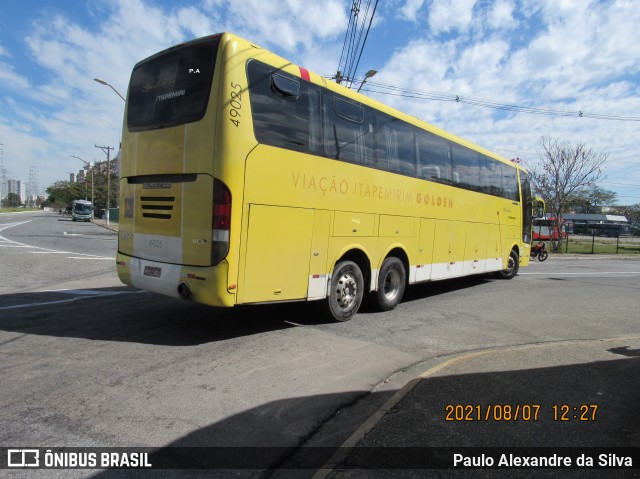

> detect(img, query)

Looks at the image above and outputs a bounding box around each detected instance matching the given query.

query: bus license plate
[144,266,162,278]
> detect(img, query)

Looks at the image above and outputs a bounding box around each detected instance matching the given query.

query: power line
[360,81,640,122]
[344,1,365,88]
[351,0,378,88]
[335,0,379,89]
[492,147,537,156]
[336,1,359,84]
[601,182,639,188]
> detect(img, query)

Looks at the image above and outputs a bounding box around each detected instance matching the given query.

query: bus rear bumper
[116,253,236,307]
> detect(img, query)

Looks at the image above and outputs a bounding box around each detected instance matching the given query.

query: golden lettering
[292,172,301,187]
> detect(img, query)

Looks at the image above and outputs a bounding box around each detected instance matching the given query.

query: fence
[554,234,640,255]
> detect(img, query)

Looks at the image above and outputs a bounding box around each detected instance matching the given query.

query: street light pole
[94,145,114,225]
[93,77,124,226]
[71,155,94,214]
[357,69,378,93]
[93,78,125,102]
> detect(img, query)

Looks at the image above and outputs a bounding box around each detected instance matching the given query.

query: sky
[1,0,639,205]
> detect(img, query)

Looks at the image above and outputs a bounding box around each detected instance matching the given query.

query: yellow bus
[116,32,534,321]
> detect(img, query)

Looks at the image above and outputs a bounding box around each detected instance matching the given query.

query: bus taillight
[212,178,231,264]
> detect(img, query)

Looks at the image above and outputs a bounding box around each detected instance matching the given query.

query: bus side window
[247,60,320,154]
[416,130,451,184]
[373,112,416,176]
[501,163,520,201]
[480,155,504,197]
[323,94,374,165]
[307,88,321,154]
[451,143,480,192]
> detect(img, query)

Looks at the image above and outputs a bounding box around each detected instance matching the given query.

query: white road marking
[63,232,97,237]
[48,289,133,296]
[0,289,146,311]
[1,226,113,260]
[29,251,69,254]
[0,220,33,232]
[65,256,113,260]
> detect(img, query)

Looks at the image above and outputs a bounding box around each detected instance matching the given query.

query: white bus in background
[72,199,93,222]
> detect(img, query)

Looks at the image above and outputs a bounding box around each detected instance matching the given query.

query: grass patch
[0,207,41,213]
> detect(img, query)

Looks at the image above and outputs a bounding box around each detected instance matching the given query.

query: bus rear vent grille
[140,196,175,220]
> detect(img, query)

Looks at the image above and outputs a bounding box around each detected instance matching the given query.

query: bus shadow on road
[398,275,490,305]
[0,276,503,346]
[0,287,329,346]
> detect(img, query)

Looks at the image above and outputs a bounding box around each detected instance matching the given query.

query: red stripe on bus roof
[299,67,310,81]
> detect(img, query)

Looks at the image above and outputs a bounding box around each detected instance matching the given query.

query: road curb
[91,219,118,232]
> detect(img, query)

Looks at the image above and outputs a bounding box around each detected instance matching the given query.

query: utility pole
[94,144,114,225]
[71,156,94,212]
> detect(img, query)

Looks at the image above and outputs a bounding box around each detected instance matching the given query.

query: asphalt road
[0,211,120,294]
[1,211,638,477]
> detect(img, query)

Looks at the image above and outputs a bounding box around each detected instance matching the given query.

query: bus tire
[375,257,406,311]
[325,260,364,322]
[497,249,519,279]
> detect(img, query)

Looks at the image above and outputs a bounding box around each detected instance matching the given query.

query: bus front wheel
[497,249,519,279]
[374,257,406,311]
[325,260,364,322]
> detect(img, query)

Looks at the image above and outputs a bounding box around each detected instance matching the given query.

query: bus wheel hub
[336,274,357,309]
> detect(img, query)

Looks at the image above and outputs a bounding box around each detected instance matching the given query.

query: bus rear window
[127,36,219,132]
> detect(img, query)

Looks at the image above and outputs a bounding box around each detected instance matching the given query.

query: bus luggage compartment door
[241,204,314,303]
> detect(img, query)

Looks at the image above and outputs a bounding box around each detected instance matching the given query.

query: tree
[7,193,21,207]
[45,159,118,211]
[623,204,640,232]
[90,159,119,209]
[46,181,86,208]
[528,137,608,250]
[566,185,618,214]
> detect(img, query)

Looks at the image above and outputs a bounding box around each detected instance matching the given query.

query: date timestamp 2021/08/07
[445,404,599,422]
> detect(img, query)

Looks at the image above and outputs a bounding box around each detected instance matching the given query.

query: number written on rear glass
[229,82,242,127]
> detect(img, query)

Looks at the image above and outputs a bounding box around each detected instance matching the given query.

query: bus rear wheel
[325,260,364,322]
[374,257,406,311]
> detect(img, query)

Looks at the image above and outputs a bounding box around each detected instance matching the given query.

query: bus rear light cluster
[212,178,231,265]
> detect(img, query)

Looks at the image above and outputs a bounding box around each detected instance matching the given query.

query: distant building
[562,213,628,224]
[561,214,630,236]
[7,179,26,204]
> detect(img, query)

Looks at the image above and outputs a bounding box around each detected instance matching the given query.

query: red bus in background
[532,217,566,241]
